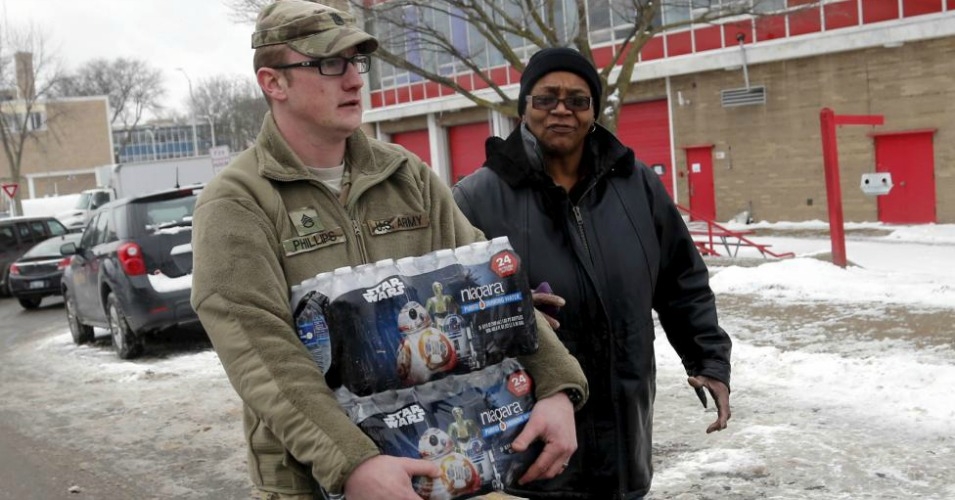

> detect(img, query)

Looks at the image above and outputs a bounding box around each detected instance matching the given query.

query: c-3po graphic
[425,281,457,318]
[447,406,500,488]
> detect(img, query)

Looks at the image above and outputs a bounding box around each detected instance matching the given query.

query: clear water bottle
[396,256,419,277]
[313,271,334,298]
[433,248,456,272]
[374,258,399,283]
[294,291,333,375]
[470,240,491,263]
[329,266,354,301]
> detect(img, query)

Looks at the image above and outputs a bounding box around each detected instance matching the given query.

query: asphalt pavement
[0,297,155,500]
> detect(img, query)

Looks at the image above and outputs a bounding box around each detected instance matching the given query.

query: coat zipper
[351,219,369,264]
[570,180,627,496]
[571,205,593,264]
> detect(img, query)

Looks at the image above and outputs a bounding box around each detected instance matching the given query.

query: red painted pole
[819,108,847,268]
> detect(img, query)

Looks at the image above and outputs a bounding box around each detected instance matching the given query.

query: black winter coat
[452,126,732,499]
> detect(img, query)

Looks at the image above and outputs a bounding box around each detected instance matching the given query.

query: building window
[1,111,46,132]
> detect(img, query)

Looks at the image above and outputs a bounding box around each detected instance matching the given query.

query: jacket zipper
[570,180,626,495]
[571,205,593,264]
[351,219,369,264]
[571,176,601,263]
[341,156,405,266]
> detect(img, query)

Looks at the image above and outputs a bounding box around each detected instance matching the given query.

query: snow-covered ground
[650,221,955,499]
[2,221,953,499]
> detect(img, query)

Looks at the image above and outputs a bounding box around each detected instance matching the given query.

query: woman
[453,47,732,500]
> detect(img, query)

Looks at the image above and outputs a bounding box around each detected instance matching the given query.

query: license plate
[29,280,46,289]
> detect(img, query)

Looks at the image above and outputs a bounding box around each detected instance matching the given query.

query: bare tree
[191,75,267,152]
[0,22,65,215]
[227,0,818,132]
[56,57,165,153]
[354,0,821,132]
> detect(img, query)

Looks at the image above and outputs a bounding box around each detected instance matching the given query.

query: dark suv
[1,216,69,296]
[60,186,203,359]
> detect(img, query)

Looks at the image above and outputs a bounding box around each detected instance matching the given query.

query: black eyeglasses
[527,95,592,112]
[271,54,371,76]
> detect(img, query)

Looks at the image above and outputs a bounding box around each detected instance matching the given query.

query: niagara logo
[479,401,524,426]
[383,404,426,429]
[363,278,406,303]
[458,282,506,303]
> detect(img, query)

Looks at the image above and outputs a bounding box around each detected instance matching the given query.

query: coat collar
[255,112,382,183]
[483,123,635,189]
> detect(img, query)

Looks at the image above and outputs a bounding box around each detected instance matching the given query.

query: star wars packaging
[290,237,539,396]
[336,358,541,500]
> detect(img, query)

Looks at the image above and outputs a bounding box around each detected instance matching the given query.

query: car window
[103,210,118,243]
[146,196,196,225]
[15,222,38,244]
[0,226,14,248]
[30,220,47,238]
[91,191,111,210]
[93,211,110,245]
[143,195,196,230]
[80,214,100,248]
[23,235,80,259]
[46,219,67,236]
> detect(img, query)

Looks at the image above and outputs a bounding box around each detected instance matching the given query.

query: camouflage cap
[251,0,378,57]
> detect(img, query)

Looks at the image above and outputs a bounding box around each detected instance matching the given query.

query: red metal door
[391,129,431,166]
[874,131,937,223]
[685,145,716,221]
[616,100,674,197]
[449,122,490,183]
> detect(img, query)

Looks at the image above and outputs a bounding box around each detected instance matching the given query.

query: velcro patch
[366,213,430,236]
[283,227,345,256]
[289,207,324,236]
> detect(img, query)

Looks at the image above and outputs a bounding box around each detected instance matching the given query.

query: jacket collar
[255,112,383,184]
[484,123,635,188]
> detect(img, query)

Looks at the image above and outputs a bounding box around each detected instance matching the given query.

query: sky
[8,220,955,498]
[3,0,256,114]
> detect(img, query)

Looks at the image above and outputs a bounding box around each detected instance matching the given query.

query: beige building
[361,1,955,224]
[0,52,113,208]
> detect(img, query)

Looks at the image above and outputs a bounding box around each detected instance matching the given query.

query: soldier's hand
[344,455,439,500]
[511,391,577,484]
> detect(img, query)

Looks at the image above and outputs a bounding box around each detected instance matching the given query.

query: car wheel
[17,296,42,309]
[107,292,144,359]
[65,288,94,345]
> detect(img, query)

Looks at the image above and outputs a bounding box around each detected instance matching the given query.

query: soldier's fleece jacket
[190,113,588,496]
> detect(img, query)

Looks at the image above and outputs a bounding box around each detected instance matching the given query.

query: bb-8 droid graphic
[413,428,482,500]
[396,301,457,384]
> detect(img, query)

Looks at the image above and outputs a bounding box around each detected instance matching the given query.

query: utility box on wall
[860,173,893,196]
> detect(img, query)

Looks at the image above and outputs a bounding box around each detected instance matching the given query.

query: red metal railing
[677,204,794,259]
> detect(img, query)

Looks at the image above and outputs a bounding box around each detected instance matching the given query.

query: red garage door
[616,100,673,197]
[391,129,431,166]
[449,122,490,183]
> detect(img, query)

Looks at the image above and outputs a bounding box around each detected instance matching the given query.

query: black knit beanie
[518,47,602,116]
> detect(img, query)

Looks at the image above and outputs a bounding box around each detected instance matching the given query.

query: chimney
[15,52,35,100]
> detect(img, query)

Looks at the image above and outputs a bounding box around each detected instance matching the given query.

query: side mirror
[60,242,79,256]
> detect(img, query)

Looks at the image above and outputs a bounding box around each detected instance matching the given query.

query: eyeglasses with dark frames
[527,95,592,112]
[271,54,371,76]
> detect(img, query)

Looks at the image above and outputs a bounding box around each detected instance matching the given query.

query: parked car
[1,216,69,297]
[7,232,83,309]
[60,186,203,358]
